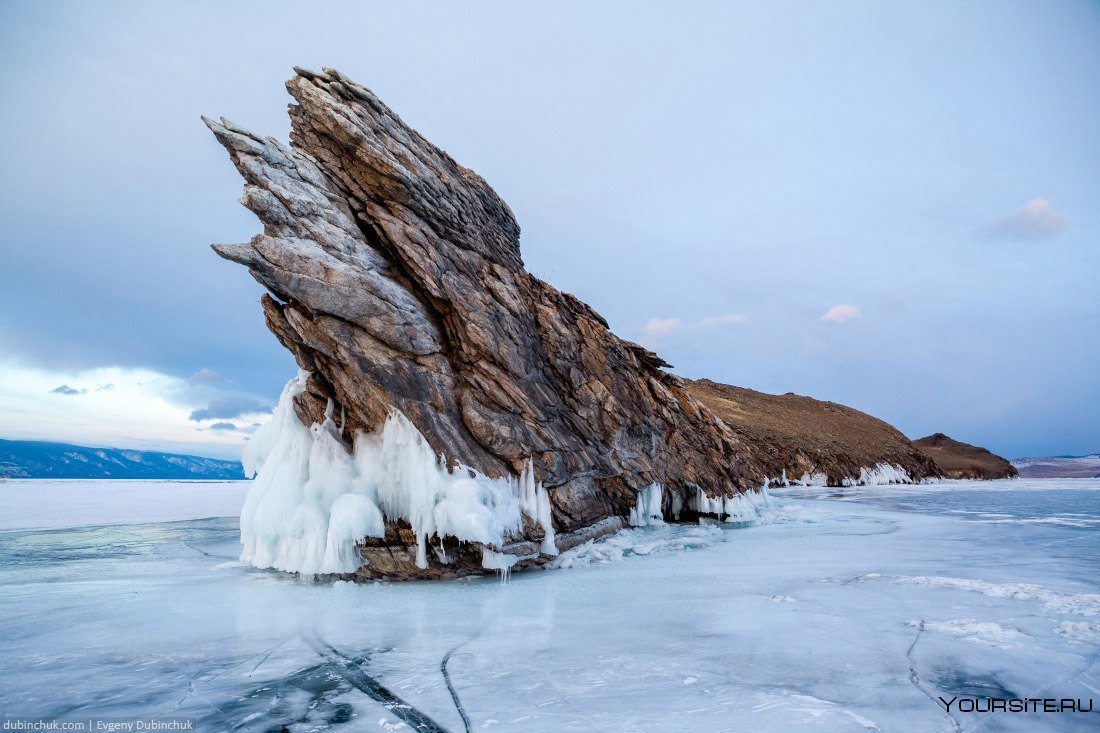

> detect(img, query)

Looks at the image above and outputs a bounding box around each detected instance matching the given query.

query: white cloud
[984,198,1069,241]
[820,304,861,324]
[696,313,749,328]
[639,313,748,347]
[640,317,684,345]
[0,361,274,458]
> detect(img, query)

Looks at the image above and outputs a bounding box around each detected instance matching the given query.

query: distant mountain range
[1011,454,1100,479]
[0,439,245,480]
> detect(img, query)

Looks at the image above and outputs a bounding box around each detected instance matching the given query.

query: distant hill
[684,379,940,483]
[1012,454,1100,479]
[0,439,245,480]
[913,433,1018,480]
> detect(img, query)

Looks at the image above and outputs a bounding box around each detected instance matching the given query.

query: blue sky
[0,0,1097,459]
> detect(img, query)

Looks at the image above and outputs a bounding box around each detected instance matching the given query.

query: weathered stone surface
[913,433,1018,480]
[207,67,943,578]
[685,380,942,485]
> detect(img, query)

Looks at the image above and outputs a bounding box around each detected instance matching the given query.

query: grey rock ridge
[207,67,939,578]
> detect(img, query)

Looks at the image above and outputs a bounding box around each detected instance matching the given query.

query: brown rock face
[686,380,941,485]
[207,67,941,578]
[913,433,1018,480]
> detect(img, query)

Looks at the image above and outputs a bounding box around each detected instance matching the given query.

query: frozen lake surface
[1,478,1098,731]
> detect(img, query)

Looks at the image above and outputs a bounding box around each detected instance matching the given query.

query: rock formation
[913,433,1018,480]
[207,67,941,579]
[685,380,940,485]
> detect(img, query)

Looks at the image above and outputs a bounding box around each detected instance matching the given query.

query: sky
[0,0,1097,460]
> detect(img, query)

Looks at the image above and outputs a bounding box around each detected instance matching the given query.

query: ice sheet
[1,478,1098,732]
[0,478,248,531]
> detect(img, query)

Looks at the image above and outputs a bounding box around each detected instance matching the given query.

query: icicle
[240,372,574,575]
[239,371,384,575]
[670,490,684,520]
[515,460,558,555]
[629,483,665,526]
[686,484,772,525]
[481,547,518,583]
[856,463,912,485]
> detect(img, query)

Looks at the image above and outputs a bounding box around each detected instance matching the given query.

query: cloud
[641,317,684,343]
[208,422,237,431]
[984,198,1068,241]
[639,313,748,347]
[96,383,115,391]
[187,368,234,389]
[696,314,749,328]
[820,304,861,323]
[0,361,275,459]
[188,396,272,422]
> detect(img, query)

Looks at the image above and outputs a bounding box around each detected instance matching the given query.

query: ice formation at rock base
[240,371,557,575]
[628,483,665,527]
[240,373,922,577]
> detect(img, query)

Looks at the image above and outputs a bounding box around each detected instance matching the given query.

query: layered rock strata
[208,67,941,579]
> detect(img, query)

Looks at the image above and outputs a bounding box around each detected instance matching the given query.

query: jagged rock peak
[207,68,768,574]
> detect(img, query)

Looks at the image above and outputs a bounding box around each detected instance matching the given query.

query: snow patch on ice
[907,618,1028,648]
[753,692,879,729]
[756,502,829,524]
[239,371,557,574]
[893,575,1100,616]
[1054,621,1100,644]
[551,524,721,569]
[974,516,1100,528]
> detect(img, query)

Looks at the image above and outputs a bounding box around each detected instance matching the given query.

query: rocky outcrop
[686,380,941,485]
[913,433,1018,480]
[207,67,941,579]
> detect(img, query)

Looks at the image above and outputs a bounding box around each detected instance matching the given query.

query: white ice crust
[239,371,557,574]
